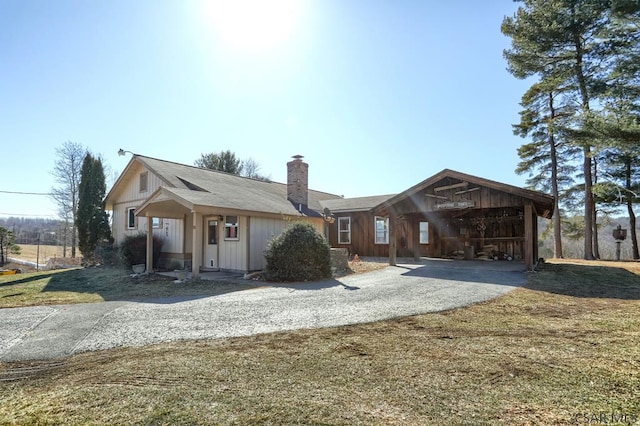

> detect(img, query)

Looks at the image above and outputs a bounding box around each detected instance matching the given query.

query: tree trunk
[627,201,639,260]
[548,93,563,258]
[625,159,640,259]
[573,28,595,260]
[583,149,595,259]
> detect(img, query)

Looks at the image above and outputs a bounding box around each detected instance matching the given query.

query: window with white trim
[338,217,351,244]
[374,216,389,244]
[225,216,239,240]
[127,207,136,229]
[152,217,162,229]
[420,221,429,244]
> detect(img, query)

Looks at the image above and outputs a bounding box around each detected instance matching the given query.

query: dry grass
[1,259,640,424]
[0,268,253,308]
[11,244,67,263]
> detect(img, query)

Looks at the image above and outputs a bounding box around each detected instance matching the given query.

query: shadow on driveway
[398,258,527,287]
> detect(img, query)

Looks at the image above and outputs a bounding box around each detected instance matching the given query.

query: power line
[0,212,58,218]
[0,190,52,196]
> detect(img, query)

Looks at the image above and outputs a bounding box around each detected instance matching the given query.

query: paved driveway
[0,259,527,362]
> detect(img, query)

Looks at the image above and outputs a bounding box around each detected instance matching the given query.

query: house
[105,155,341,277]
[105,155,554,275]
[322,169,554,269]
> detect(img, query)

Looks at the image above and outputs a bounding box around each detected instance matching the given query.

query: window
[152,217,162,229]
[420,222,429,244]
[338,217,351,244]
[375,216,389,244]
[127,207,136,229]
[225,216,239,240]
[208,220,218,245]
[139,172,148,192]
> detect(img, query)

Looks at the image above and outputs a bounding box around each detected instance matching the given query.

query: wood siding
[109,161,181,249]
[327,178,546,267]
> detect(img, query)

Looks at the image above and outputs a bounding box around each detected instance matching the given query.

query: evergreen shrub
[264,222,331,282]
[119,233,163,269]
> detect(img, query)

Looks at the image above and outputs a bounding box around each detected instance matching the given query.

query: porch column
[389,213,397,266]
[413,216,421,261]
[146,217,154,273]
[192,211,202,278]
[523,203,534,270]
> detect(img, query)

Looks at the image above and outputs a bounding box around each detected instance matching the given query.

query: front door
[204,219,219,270]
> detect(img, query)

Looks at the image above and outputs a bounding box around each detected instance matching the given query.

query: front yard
[0,260,639,424]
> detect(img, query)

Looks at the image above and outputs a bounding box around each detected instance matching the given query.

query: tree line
[502,0,640,260]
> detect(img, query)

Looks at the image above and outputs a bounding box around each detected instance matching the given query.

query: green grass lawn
[1,261,640,425]
[0,267,252,308]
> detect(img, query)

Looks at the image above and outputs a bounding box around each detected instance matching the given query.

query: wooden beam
[454,187,480,195]
[434,181,468,192]
[424,193,449,200]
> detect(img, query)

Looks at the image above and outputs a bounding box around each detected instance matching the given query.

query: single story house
[105,154,341,277]
[105,155,554,275]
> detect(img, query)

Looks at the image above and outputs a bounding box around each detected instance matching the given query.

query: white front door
[203,218,219,270]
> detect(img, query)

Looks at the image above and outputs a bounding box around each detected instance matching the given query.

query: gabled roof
[320,194,396,213]
[372,169,554,218]
[105,155,342,217]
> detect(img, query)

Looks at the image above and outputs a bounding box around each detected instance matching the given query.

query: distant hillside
[538,216,639,260]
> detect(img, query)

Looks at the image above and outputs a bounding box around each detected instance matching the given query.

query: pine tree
[502,0,612,260]
[513,80,580,258]
[76,153,112,263]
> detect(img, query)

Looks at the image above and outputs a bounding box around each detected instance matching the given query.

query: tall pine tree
[502,0,612,259]
[513,79,580,258]
[76,153,112,263]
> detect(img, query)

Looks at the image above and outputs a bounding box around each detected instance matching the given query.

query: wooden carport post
[523,202,534,270]
[146,217,154,274]
[389,213,397,266]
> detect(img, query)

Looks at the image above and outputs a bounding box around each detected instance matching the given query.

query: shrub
[119,233,163,269]
[264,222,331,282]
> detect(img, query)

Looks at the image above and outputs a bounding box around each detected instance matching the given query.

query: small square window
[152,217,162,229]
[225,216,239,240]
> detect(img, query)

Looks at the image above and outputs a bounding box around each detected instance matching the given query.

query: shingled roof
[105,155,342,218]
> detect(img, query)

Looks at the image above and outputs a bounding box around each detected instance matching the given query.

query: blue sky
[0,0,531,219]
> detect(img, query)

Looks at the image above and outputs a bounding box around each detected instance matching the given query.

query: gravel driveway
[0,260,527,362]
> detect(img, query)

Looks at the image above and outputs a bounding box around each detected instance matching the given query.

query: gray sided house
[105,155,341,277]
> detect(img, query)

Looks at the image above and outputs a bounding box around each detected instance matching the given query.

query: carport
[372,169,554,270]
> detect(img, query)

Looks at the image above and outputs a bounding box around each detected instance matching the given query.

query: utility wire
[0,190,52,196]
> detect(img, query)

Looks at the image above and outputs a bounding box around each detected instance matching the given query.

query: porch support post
[389,213,397,266]
[524,203,534,270]
[146,217,154,273]
[413,216,421,261]
[192,211,202,278]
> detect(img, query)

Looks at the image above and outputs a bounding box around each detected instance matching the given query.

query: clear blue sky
[0,0,531,219]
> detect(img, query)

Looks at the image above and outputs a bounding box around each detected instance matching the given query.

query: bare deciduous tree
[50,141,86,258]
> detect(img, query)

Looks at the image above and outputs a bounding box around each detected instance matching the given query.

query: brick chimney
[287,155,308,207]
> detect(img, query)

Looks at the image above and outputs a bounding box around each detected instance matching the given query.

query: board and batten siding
[249,218,326,271]
[109,162,184,255]
[218,215,249,271]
